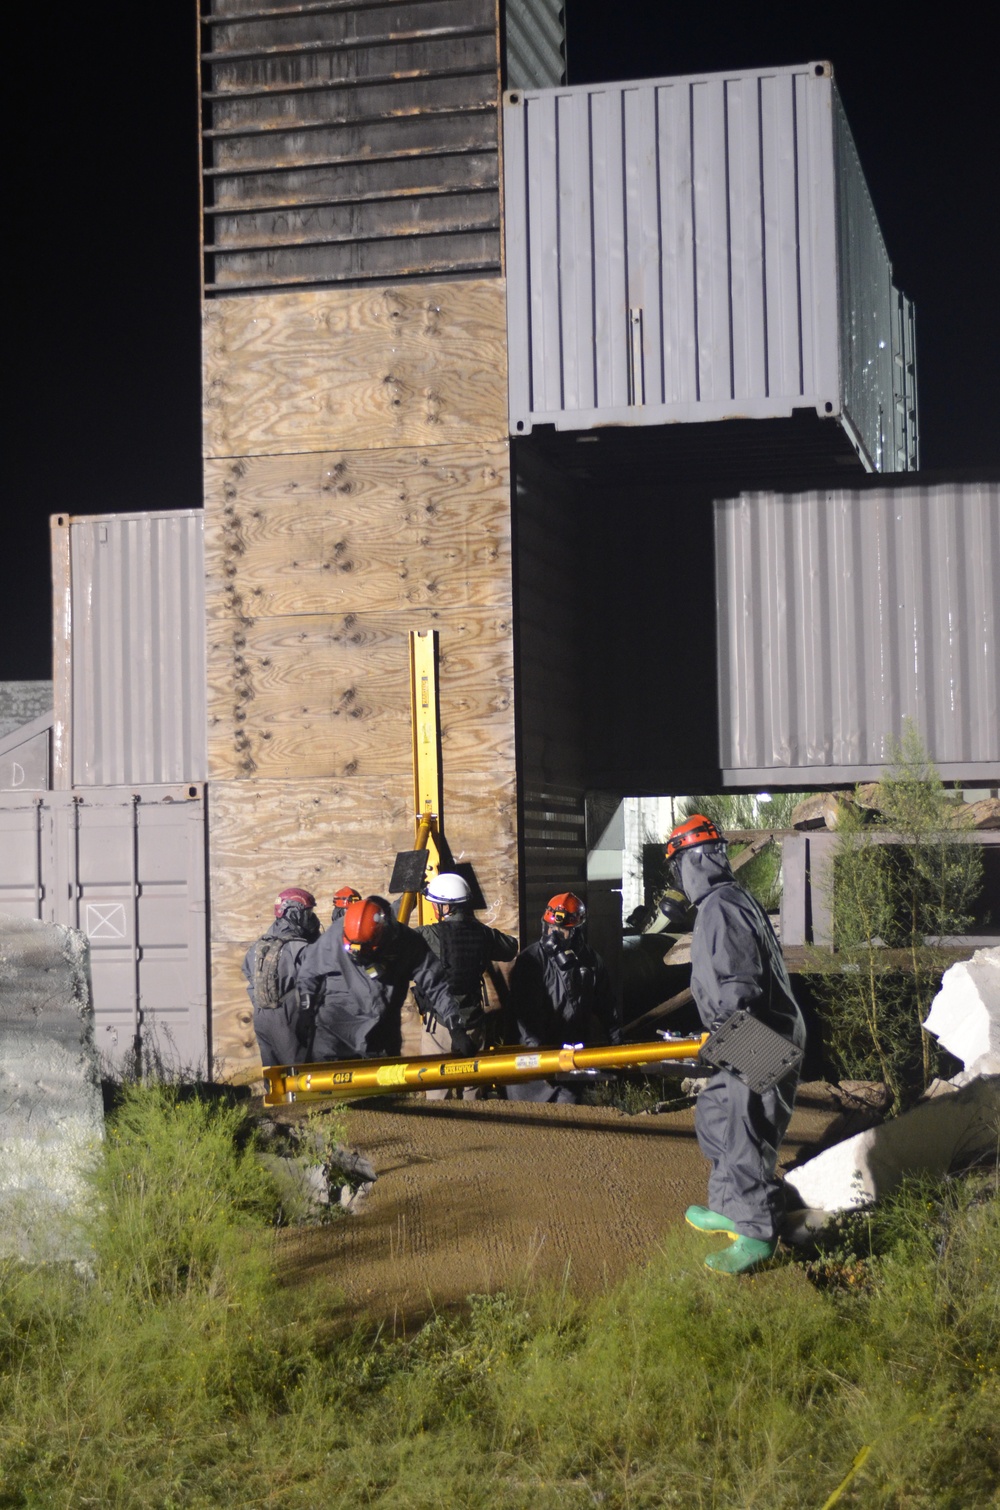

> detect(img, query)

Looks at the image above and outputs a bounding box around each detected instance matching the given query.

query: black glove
[449,1024,476,1057]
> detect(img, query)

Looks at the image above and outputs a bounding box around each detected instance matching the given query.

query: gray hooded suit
[677,842,806,1241]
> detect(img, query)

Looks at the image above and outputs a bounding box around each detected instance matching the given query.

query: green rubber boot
[704,1236,777,1275]
[685,1205,738,1238]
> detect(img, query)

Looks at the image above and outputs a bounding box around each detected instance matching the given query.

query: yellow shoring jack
[262,1034,710,1105]
[398,629,443,927]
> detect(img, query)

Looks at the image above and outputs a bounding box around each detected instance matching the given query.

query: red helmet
[665,815,724,861]
[332,885,361,912]
[274,887,316,919]
[542,892,587,929]
[342,896,391,960]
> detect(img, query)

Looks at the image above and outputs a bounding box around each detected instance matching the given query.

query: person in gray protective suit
[242,886,321,1067]
[507,892,621,1103]
[415,872,518,1099]
[297,895,475,1062]
[665,815,806,1275]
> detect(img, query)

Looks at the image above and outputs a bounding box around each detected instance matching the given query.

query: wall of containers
[0,512,209,1071]
[715,480,1000,784]
[503,62,917,473]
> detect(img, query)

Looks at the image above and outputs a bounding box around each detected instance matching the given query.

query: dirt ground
[276,1083,842,1324]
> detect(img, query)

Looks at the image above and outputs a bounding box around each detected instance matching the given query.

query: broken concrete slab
[0,913,104,1262]
[923,946,1000,1083]
[783,948,1000,1227]
[784,1074,999,1217]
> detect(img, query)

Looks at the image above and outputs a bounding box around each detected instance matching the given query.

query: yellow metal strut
[262,1035,709,1106]
[398,629,443,926]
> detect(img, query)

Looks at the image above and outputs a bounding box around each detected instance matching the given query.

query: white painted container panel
[53,511,206,787]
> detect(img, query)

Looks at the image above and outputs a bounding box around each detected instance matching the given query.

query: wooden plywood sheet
[209,775,410,940]
[202,278,508,457]
[209,771,517,944]
[207,606,514,780]
[211,939,258,1074]
[204,442,511,619]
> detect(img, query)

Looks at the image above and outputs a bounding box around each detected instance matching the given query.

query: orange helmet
[342,896,391,960]
[664,814,724,861]
[332,885,361,913]
[542,892,587,929]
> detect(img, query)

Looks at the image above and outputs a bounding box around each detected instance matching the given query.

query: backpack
[252,936,288,1010]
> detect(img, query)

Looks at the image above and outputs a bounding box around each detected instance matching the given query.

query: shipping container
[51,512,206,789]
[715,480,1000,783]
[505,0,566,89]
[0,786,209,1070]
[503,63,917,472]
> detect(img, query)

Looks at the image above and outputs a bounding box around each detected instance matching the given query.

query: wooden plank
[779,834,808,948]
[206,605,514,779]
[204,441,511,618]
[208,772,518,943]
[209,233,501,293]
[202,277,508,456]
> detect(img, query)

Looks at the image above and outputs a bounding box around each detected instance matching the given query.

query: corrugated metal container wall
[832,95,918,472]
[715,482,1000,783]
[505,0,566,89]
[54,512,207,788]
[503,63,917,470]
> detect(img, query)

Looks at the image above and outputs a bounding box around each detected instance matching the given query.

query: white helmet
[425,873,471,907]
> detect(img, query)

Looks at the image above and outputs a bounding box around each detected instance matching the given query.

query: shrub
[815,724,982,1104]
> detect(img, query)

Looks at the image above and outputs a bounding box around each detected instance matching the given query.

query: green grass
[1,1086,997,1508]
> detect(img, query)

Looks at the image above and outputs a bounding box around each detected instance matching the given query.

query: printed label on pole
[376,1063,408,1087]
[442,1060,478,1077]
[514,1054,541,1070]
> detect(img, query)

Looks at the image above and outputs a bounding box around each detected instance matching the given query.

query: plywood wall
[203,277,515,1073]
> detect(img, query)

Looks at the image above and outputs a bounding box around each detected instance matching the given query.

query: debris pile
[784,947,1000,1232]
[0,913,104,1263]
[255,1115,377,1222]
[791,790,1000,831]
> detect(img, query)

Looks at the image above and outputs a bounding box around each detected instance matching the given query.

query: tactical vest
[420,917,490,1017]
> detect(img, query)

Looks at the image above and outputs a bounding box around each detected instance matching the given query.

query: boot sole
[685,1215,738,1241]
[704,1249,777,1275]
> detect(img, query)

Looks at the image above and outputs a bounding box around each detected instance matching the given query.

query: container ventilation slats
[200,0,502,294]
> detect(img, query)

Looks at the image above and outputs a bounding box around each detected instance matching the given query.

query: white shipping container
[503,62,917,472]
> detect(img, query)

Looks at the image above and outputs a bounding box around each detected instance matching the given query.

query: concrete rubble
[784,947,1000,1233]
[0,913,105,1263]
[256,1116,377,1222]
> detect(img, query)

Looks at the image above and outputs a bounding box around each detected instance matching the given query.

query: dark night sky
[4,4,998,678]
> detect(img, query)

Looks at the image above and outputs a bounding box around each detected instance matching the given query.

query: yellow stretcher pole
[398,629,443,926]
[262,1035,709,1106]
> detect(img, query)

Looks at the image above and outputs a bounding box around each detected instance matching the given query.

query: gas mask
[658,888,690,930]
[542,925,581,969]
[283,904,321,942]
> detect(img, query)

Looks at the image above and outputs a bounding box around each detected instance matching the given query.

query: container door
[1,788,209,1074]
[0,799,47,919]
